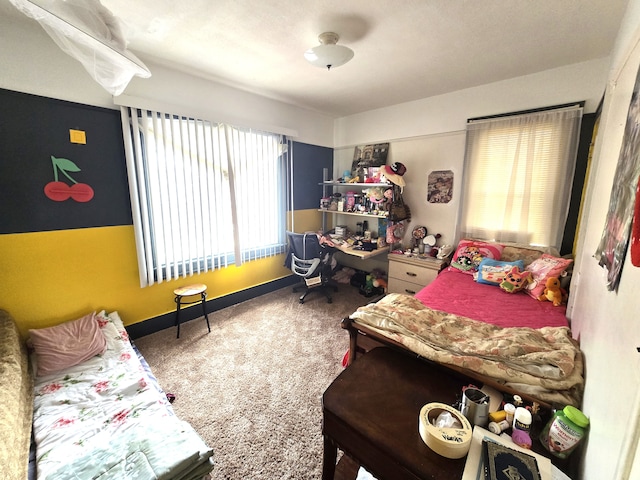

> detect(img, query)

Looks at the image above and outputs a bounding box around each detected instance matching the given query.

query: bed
[342,240,584,408]
[28,310,214,480]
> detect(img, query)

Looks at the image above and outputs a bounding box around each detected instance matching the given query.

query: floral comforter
[350,294,584,406]
[32,311,214,480]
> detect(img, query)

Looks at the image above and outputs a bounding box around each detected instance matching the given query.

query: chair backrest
[286,232,322,261]
[286,232,325,279]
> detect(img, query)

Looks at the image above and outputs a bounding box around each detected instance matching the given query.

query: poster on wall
[427,170,453,204]
[594,64,640,291]
[351,143,389,177]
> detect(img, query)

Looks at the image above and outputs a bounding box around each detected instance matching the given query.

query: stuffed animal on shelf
[363,186,386,206]
[499,267,532,293]
[383,187,394,213]
[537,276,568,306]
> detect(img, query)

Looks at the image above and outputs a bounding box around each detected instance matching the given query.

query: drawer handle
[405,272,417,277]
[404,289,416,295]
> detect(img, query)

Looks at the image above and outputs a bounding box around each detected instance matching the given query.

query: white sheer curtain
[459,105,583,248]
[120,106,290,287]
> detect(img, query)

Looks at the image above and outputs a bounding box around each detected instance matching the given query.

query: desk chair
[286,231,338,304]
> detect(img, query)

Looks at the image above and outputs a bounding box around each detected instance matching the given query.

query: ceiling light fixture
[304,32,354,70]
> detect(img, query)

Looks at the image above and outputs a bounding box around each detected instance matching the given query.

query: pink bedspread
[414,270,568,329]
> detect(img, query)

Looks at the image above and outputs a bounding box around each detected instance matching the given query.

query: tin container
[460,387,489,427]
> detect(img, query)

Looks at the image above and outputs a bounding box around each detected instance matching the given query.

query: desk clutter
[423,385,588,479]
[354,384,586,480]
[329,222,385,251]
[323,345,584,480]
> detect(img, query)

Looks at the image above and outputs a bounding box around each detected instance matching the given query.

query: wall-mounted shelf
[320,181,389,188]
[318,209,388,219]
[318,168,393,261]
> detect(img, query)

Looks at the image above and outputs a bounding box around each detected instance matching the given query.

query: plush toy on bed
[537,276,568,306]
[499,267,532,293]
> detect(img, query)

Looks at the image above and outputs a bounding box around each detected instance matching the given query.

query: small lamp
[304,32,354,70]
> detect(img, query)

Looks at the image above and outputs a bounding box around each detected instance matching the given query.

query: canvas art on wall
[428,170,454,204]
[595,64,640,290]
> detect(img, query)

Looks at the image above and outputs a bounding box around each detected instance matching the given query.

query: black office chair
[285,231,338,304]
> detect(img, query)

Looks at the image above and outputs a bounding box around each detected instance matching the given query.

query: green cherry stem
[51,155,79,185]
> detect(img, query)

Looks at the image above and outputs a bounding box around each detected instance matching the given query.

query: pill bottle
[488,420,510,434]
[513,407,531,433]
[539,406,589,459]
[504,403,515,424]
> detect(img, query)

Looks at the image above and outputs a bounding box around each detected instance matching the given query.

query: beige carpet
[133,283,374,480]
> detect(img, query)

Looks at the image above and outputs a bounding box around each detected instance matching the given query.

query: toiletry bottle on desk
[511,407,533,449]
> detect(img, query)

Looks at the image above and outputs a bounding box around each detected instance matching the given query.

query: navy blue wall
[0,89,132,234]
[292,142,332,210]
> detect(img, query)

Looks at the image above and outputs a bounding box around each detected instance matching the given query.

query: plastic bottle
[539,406,589,459]
[504,403,516,424]
[513,407,532,433]
[511,407,533,448]
[488,420,510,434]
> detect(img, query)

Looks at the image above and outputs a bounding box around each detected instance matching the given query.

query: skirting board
[126,275,299,339]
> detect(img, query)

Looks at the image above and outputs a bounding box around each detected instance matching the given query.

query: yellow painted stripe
[0,225,297,337]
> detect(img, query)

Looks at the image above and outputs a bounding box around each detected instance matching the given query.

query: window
[120,107,290,287]
[459,105,583,248]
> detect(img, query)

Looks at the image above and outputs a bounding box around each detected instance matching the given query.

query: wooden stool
[173,284,211,339]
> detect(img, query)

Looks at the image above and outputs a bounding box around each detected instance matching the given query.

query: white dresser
[387,254,447,295]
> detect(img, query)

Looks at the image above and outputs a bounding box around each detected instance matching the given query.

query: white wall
[332,58,611,252]
[0,16,334,147]
[333,131,465,249]
[333,58,609,148]
[569,0,640,477]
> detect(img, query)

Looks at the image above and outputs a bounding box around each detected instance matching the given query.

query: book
[482,439,541,480]
[462,426,554,480]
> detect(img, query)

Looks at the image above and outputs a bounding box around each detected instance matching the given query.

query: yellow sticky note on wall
[69,129,86,144]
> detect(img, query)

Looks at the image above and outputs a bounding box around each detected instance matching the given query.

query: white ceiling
[2,0,630,117]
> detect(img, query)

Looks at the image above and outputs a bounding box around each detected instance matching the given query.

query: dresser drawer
[387,277,425,295]
[388,259,438,286]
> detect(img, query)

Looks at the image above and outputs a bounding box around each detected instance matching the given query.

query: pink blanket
[414,270,568,329]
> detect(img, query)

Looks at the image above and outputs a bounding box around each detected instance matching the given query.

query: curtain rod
[114,94,299,138]
[468,101,585,123]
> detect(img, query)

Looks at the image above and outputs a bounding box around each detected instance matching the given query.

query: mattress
[414,270,569,329]
[31,311,214,480]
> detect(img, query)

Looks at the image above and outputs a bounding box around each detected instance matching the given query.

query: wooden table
[322,347,472,480]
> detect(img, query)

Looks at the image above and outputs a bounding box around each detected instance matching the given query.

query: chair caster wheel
[299,299,304,304]
[327,298,333,304]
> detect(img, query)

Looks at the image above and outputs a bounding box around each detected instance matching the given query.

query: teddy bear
[537,276,567,306]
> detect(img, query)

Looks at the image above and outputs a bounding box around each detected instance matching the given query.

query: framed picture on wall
[427,170,454,204]
[351,143,389,177]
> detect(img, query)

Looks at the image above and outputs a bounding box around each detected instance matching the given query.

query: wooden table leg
[322,434,338,480]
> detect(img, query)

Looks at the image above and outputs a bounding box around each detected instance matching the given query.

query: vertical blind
[459,105,583,248]
[120,107,290,287]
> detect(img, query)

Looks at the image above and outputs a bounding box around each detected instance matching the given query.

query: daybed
[342,240,584,408]
[0,309,214,480]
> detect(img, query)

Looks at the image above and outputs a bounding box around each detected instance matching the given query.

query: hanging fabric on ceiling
[8,0,151,95]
